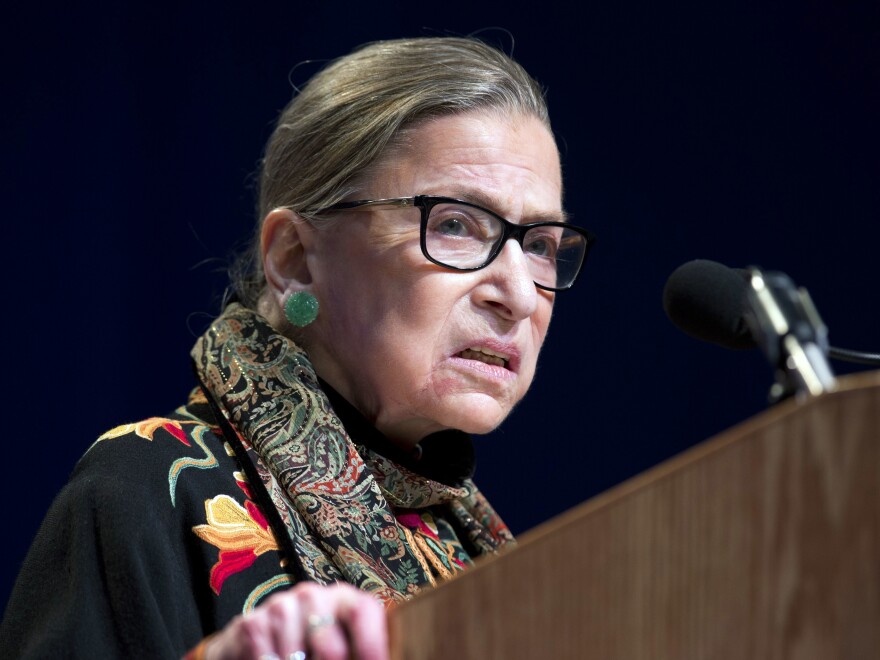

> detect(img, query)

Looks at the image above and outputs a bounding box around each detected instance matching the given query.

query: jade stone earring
[284,291,319,327]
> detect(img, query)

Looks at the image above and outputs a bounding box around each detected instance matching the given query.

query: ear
[261,208,317,306]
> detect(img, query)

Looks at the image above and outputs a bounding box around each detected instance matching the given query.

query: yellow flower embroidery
[97,417,199,444]
[192,494,280,594]
[193,494,277,556]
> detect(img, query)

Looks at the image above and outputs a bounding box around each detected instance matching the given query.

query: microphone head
[663,259,756,350]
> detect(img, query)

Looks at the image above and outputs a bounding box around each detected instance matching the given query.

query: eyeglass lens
[423,201,587,289]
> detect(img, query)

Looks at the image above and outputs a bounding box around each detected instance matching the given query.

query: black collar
[318,378,476,487]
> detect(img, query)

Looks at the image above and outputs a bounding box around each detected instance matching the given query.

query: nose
[474,239,542,321]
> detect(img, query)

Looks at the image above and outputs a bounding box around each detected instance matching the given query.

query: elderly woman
[0,37,593,658]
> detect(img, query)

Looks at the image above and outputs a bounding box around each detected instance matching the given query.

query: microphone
[743,266,836,399]
[663,259,837,402]
[664,260,880,366]
[662,259,755,350]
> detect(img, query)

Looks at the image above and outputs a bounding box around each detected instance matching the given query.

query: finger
[306,611,349,660]
[262,589,308,660]
[333,585,389,660]
[293,583,350,660]
[204,611,278,660]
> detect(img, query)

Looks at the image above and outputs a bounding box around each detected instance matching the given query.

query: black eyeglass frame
[316,195,596,291]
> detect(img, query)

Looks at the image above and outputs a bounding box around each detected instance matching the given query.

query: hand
[202,582,389,660]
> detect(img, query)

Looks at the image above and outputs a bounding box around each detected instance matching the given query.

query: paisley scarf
[191,304,514,603]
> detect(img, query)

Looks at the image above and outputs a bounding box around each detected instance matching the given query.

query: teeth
[458,347,509,368]
[473,346,508,359]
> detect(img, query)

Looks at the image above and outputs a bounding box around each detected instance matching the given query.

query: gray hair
[230,36,551,308]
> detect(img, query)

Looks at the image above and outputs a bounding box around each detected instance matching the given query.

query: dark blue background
[3,1,878,613]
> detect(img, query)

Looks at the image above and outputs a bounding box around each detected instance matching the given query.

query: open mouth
[457,347,510,369]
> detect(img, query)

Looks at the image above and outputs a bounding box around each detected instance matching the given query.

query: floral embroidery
[91,388,288,608]
[96,417,201,446]
[233,471,255,500]
[168,426,219,506]
[94,411,221,507]
[192,494,279,595]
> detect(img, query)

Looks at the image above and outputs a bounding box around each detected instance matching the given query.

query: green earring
[284,291,319,327]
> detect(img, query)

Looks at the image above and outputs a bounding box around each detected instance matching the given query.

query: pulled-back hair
[231,36,550,307]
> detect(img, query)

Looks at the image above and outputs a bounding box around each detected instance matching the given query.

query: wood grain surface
[388,372,880,659]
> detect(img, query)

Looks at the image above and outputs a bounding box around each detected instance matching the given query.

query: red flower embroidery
[192,495,279,595]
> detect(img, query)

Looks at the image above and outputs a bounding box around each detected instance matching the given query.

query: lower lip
[448,355,517,382]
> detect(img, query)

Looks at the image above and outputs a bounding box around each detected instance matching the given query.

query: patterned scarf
[191,304,514,603]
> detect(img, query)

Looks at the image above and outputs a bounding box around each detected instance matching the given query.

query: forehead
[372,111,563,219]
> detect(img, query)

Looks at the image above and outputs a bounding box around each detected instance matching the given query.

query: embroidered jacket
[0,307,513,659]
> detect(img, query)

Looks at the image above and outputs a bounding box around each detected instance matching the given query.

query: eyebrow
[437,188,570,224]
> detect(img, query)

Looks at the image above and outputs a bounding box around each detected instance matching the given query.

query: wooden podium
[388,372,880,659]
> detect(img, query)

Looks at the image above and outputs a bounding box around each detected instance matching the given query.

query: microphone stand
[744,266,838,404]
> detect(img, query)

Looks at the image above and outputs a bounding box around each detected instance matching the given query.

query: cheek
[320,280,373,346]
[380,293,469,388]
[531,297,554,350]
[387,298,455,367]
[343,280,454,380]
[513,300,554,390]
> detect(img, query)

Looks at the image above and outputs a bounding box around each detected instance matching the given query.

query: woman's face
[302,111,562,447]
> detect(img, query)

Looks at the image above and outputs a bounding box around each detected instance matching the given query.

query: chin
[435,394,512,436]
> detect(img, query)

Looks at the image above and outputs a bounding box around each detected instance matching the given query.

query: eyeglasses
[315,195,595,291]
